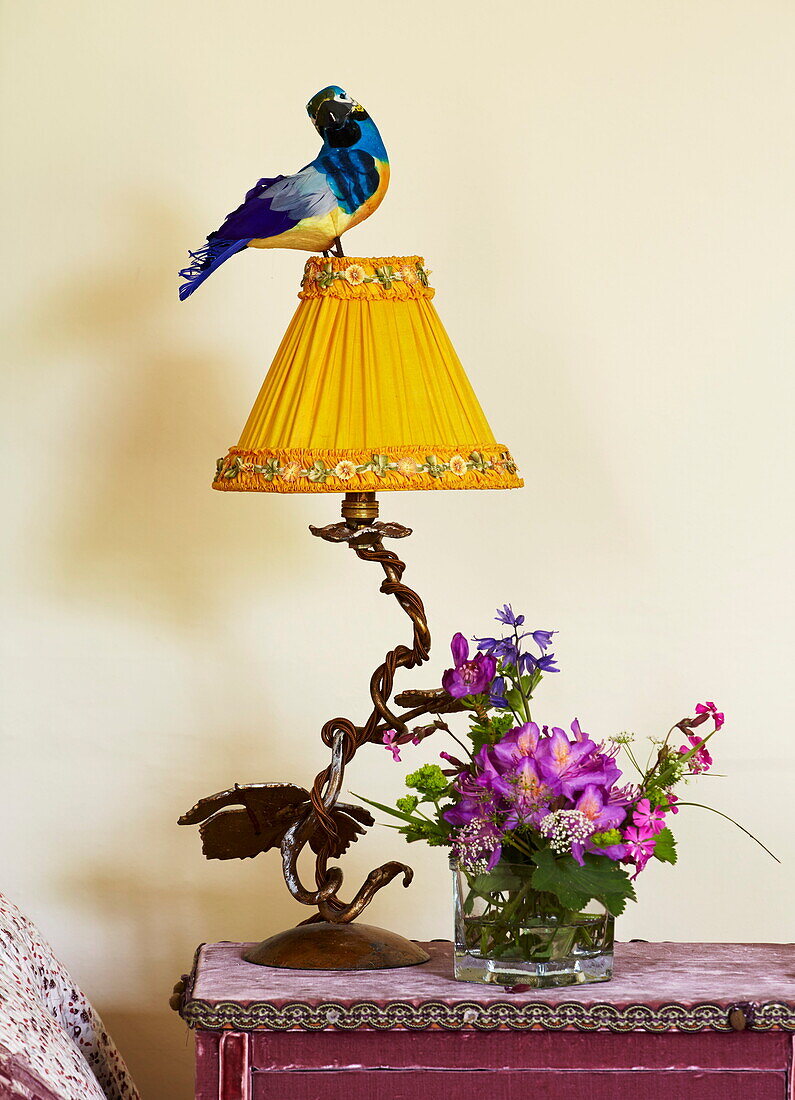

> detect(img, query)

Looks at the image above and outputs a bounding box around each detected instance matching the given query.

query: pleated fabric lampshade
[213,256,522,493]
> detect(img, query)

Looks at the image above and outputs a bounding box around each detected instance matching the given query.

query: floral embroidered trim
[302,259,431,291]
[215,448,519,486]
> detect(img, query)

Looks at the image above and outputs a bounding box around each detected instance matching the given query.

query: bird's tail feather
[178,238,248,300]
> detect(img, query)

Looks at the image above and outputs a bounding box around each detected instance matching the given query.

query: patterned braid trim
[181,997,795,1033]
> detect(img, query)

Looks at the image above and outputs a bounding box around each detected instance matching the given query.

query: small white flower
[448,454,468,477]
[540,809,592,854]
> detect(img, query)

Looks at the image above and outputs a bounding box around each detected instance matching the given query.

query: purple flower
[590,840,628,862]
[576,785,627,832]
[492,758,559,822]
[519,652,537,674]
[470,744,504,790]
[443,795,486,828]
[570,718,587,743]
[536,653,560,673]
[608,782,640,807]
[531,630,557,651]
[492,722,541,769]
[474,636,520,664]
[495,604,524,626]
[489,676,510,709]
[442,633,496,698]
[536,727,619,798]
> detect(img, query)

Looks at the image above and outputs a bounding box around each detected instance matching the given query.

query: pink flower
[623,823,657,876]
[695,701,724,730]
[679,734,713,773]
[665,792,680,814]
[383,730,401,762]
[633,798,666,834]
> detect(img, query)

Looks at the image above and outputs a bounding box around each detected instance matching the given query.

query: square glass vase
[452,859,615,987]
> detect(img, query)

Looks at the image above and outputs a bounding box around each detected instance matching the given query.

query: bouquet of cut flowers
[358,605,774,984]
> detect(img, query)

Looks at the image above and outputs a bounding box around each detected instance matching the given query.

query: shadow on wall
[27,193,306,628]
[22,196,318,1098]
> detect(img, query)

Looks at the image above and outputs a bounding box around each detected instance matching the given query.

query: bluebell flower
[531,630,557,651]
[520,652,538,674]
[474,636,520,665]
[489,676,510,709]
[537,653,560,673]
[495,604,525,627]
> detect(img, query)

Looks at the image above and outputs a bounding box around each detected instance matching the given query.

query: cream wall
[2,1,794,1096]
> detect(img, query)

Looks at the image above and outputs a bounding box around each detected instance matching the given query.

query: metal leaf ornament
[178,782,373,861]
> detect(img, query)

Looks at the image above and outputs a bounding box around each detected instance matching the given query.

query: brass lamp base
[243,921,431,970]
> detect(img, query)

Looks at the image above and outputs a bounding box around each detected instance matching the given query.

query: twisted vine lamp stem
[287,492,431,921]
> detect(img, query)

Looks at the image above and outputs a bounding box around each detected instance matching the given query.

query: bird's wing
[178,781,309,826]
[179,782,312,861]
[211,165,338,242]
[317,149,380,214]
[309,802,374,859]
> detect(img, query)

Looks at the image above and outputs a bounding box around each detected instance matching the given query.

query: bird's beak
[313,97,354,131]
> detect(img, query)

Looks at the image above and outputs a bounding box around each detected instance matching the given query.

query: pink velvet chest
[178,940,795,1100]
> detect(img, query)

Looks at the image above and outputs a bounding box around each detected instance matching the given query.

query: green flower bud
[405,764,448,797]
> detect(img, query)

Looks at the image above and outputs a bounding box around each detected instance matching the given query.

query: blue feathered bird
[179,86,389,300]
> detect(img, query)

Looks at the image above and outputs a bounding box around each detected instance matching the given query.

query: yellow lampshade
[213,256,522,493]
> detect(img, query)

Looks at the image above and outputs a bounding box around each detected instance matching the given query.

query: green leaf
[467,711,515,754]
[375,265,394,288]
[466,865,525,895]
[531,848,636,917]
[307,460,328,483]
[530,850,590,911]
[653,826,677,865]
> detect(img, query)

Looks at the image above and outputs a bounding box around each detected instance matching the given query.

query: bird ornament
[179,85,389,299]
[178,782,373,861]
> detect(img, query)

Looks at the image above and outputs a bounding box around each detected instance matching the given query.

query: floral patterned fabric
[0,895,139,1100]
